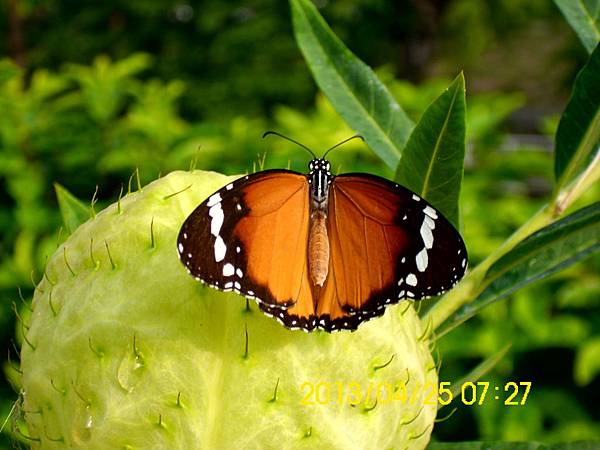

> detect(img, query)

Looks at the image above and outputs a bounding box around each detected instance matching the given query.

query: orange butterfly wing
[179,171,467,332]
[313,174,467,331]
[178,171,313,313]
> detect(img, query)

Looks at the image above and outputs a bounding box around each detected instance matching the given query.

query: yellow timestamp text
[299,380,532,407]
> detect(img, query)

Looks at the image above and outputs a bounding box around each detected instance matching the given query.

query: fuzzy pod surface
[19,170,438,449]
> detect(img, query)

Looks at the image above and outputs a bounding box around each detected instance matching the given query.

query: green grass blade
[554,43,600,189]
[54,183,90,234]
[436,202,600,337]
[554,0,600,54]
[394,73,466,228]
[290,0,413,169]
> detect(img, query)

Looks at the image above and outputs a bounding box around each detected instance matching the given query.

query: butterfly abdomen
[309,210,329,287]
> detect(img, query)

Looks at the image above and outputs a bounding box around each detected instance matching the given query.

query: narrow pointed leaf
[395,73,466,228]
[437,202,600,336]
[554,42,600,188]
[554,0,600,54]
[290,0,413,169]
[54,183,90,234]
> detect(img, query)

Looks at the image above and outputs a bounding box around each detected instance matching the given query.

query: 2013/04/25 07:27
[299,381,532,406]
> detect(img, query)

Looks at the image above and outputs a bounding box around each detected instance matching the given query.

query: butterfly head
[308,159,332,209]
[308,158,331,174]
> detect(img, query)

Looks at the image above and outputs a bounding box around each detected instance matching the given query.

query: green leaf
[66,53,152,122]
[290,0,413,169]
[54,183,90,234]
[554,0,600,54]
[574,336,600,385]
[394,73,466,228]
[437,202,600,336]
[428,441,600,450]
[554,42,600,188]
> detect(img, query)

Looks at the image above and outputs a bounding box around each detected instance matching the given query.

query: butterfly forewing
[177,170,311,308]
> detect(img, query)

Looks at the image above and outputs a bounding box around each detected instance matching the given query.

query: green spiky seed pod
[19,171,438,449]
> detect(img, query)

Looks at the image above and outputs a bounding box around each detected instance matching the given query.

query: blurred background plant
[0,0,598,446]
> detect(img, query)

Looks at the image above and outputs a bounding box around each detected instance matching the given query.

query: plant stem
[554,150,600,216]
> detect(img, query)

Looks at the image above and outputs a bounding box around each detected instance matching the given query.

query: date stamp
[299,380,532,406]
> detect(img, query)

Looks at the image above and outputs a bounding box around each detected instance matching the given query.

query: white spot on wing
[236,268,243,277]
[226,183,233,190]
[214,236,226,262]
[420,221,434,249]
[416,248,428,272]
[223,263,235,276]
[209,203,224,236]
[424,206,438,219]
[406,273,418,286]
[178,243,184,253]
[207,193,222,207]
[412,194,420,201]
[424,216,435,230]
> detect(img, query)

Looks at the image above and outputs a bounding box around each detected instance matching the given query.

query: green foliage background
[0,0,599,446]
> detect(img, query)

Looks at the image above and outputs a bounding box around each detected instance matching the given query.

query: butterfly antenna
[322,134,364,159]
[262,131,317,159]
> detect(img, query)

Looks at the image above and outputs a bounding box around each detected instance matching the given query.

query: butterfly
[177,132,467,332]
